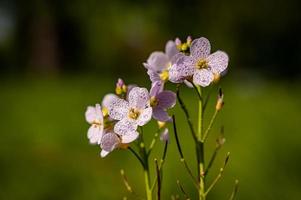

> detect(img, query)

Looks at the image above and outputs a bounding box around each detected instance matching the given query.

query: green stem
[196,86,205,200]
[202,110,219,142]
[144,168,152,200]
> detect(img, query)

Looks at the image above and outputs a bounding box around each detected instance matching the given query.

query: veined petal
[121,131,139,143]
[190,37,211,59]
[193,69,214,87]
[157,91,176,109]
[150,81,164,97]
[145,52,169,72]
[128,87,150,109]
[87,125,103,144]
[114,118,138,137]
[100,132,120,152]
[147,69,161,83]
[168,56,195,83]
[207,51,229,74]
[153,107,171,122]
[137,107,152,126]
[108,98,129,120]
[170,53,185,64]
[85,104,103,124]
[165,40,178,59]
[102,94,118,109]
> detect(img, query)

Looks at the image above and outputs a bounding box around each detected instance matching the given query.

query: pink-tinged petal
[145,52,169,72]
[114,119,138,137]
[128,87,150,109]
[121,131,139,143]
[108,98,129,120]
[137,107,152,126]
[100,150,110,157]
[150,81,164,97]
[126,84,137,101]
[100,132,120,152]
[160,128,169,142]
[85,104,103,124]
[102,94,118,109]
[170,52,184,64]
[165,40,178,59]
[153,107,171,122]
[87,125,103,144]
[157,91,176,109]
[147,69,161,83]
[207,51,229,74]
[193,69,214,87]
[168,56,195,83]
[190,37,211,59]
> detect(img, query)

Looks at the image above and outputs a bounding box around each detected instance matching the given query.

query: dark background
[0,0,301,199]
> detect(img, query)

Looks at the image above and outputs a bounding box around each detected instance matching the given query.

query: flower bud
[216,88,224,111]
[186,36,192,46]
[160,128,169,142]
[115,78,127,96]
[157,121,166,129]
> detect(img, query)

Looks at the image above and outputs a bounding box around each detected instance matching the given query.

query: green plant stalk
[144,168,152,200]
[197,86,205,200]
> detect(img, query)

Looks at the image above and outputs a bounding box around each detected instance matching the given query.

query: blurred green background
[0,0,301,199]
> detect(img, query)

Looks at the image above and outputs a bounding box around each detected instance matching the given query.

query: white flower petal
[190,37,211,59]
[85,104,103,124]
[100,132,120,152]
[121,131,139,143]
[193,69,214,87]
[145,52,169,72]
[114,119,138,137]
[108,98,129,120]
[128,87,150,109]
[207,51,229,74]
[165,40,178,59]
[100,150,110,157]
[137,107,152,126]
[87,125,103,144]
[102,94,118,109]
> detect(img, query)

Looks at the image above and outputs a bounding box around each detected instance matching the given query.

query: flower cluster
[85,79,176,157]
[85,36,228,157]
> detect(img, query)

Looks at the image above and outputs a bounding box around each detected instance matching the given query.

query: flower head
[149,81,176,122]
[85,104,104,144]
[144,40,182,83]
[108,87,152,143]
[169,37,229,87]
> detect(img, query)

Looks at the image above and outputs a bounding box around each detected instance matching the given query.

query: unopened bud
[160,128,169,142]
[175,37,182,46]
[186,36,192,46]
[115,78,127,95]
[213,73,221,83]
[216,88,224,111]
[157,121,166,129]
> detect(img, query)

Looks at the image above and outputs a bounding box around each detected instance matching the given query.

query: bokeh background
[1,0,301,199]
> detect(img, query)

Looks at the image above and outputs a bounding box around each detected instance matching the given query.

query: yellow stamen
[150,96,158,107]
[196,59,208,69]
[102,107,109,117]
[128,108,140,120]
[157,121,166,129]
[159,70,169,81]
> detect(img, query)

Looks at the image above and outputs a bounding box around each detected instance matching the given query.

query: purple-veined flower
[85,104,104,144]
[108,87,153,143]
[100,131,121,157]
[169,37,229,87]
[143,40,183,83]
[149,81,176,122]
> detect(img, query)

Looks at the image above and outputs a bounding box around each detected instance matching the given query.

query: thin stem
[204,144,221,176]
[194,85,205,200]
[172,115,199,188]
[128,147,145,167]
[148,132,159,156]
[202,110,219,142]
[120,169,133,193]
[144,169,152,200]
[155,159,161,200]
[205,152,230,196]
[176,85,198,142]
[177,180,191,200]
[229,179,239,200]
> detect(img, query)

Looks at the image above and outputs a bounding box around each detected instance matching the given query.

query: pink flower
[85,104,104,144]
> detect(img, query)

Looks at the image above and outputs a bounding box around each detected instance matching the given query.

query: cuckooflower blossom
[149,81,176,122]
[100,131,121,157]
[169,37,229,87]
[108,87,153,143]
[143,40,182,83]
[85,104,104,144]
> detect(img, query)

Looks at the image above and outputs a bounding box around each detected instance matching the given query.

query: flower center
[128,108,140,120]
[159,70,169,81]
[150,96,159,107]
[196,59,208,69]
